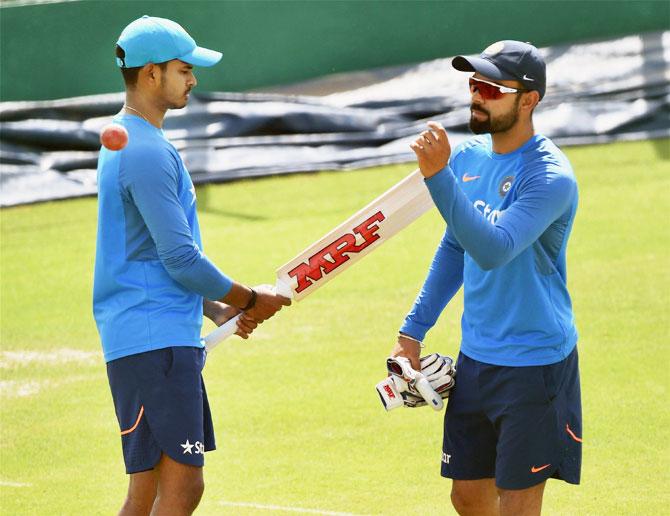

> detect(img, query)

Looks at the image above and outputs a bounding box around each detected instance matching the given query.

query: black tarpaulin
[1,31,668,206]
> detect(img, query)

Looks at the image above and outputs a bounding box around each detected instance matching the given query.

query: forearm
[218,282,255,309]
[400,230,464,341]
[203,297,254,336]
[426,168,515,270]
[203,299,223,321]
[409,122,576,271]
[425,166,575,270]
[164,248,235,300]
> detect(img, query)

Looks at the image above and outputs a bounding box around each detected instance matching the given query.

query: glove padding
[402,353,455,408]
[376,353,456,411]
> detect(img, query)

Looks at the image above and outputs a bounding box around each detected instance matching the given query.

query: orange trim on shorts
[566,423,582,443]
[120,405,144,436]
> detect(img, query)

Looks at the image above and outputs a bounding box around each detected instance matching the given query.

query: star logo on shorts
[181,439,194,454]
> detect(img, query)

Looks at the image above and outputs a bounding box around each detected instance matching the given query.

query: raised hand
[410,121,452,178]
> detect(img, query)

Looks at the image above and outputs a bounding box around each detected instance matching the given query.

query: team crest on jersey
[499,176,514,197]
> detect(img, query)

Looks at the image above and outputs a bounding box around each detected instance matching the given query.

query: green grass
[1,139,668,515]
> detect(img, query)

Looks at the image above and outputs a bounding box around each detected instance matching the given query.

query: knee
[155,475,204,513]
[124,479,157,515]
[193,477,205,502]
[183,477,205,511]
[451,483,498,516]
[122,492,156,515]
[450,489,478,515]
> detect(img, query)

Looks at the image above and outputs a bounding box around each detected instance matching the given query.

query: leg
[441,355,499,514]
[119,470,158,516]
[151,453,204,516]
[451,479,499,516]
[499,481,546,516]
[108,349,215,516]
[107,355,162,516]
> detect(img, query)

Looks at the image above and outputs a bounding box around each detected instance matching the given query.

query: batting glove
[376,353,455,411]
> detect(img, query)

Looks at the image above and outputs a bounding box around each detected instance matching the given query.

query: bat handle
[415,376,444,411]
[203,314,240,351]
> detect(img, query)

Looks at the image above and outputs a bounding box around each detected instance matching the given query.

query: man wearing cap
[391,41,581,515]
[93,16,290,515]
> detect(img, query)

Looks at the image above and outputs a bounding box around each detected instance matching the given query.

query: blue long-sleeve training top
[400,134,578,366]
[93,114,233,362]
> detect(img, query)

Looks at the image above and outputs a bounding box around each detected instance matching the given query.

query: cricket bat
[203,169,433,351]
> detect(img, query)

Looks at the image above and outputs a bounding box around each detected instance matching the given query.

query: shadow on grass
[196,186,268,221]
[199,206,268,221]
[652,138,669,161]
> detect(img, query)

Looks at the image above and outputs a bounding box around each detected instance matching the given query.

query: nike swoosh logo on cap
[523,74,535,81]
[462,173,481,182]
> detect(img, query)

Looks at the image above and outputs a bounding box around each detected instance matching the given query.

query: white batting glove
[376,353,455,411]
[376,376,405,410]
[402,353,455,407]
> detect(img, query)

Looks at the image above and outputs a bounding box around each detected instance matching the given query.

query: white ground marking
[218,501,365,515]
[0,480,32,487]
[0,374,98,399]
[0,380,42,398]
[0,348,99,369]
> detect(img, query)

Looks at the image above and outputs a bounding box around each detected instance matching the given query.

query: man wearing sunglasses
[391,41,581,515]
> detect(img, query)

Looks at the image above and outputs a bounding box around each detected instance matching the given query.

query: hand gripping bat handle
[415,375,444,411]
[202,279,294,352]
[203,315,240,351]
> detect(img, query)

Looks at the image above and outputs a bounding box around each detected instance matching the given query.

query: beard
[469,97,521,135]
[166,93,190,110]
[168,98,188,109]
[161,84,191,110]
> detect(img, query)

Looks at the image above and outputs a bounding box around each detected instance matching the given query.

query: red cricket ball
[100,123,129,151]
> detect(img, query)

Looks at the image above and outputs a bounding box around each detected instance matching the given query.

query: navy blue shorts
[441,348,582,490]
[107,347,215,474]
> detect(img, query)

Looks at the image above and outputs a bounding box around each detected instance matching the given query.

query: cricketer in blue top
[96,16,290,511]
[94,17,288,367]
[94,114,234,362]
[397,40,579,368]
[393,41,583,512]
[400,133,578,366]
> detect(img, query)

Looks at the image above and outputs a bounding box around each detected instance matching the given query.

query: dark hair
[115,45,167,88]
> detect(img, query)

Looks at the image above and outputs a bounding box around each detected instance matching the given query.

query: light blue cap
[116,15,222,68]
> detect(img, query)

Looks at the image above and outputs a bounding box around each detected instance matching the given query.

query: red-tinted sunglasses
[469,76,527,100]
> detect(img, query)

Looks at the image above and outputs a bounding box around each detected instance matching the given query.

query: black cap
[452,40,546,100]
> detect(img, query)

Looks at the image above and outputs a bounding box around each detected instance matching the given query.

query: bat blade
[203,169,433,351]
[276,169,432,301]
